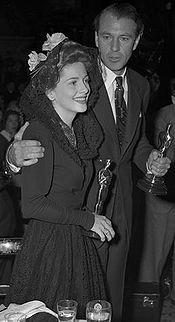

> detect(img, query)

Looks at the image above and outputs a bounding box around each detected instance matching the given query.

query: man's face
[95,12,141,75]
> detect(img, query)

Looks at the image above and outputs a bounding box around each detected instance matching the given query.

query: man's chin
[106,61,125,73]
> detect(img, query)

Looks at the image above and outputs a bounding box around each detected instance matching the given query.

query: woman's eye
[71,81,77,86]
[84,78,89,84]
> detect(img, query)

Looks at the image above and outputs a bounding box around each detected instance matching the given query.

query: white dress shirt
[100,61,128,122]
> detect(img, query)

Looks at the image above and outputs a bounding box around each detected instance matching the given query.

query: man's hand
[14,122,30,141]
[91,214,115,242]
[147,150,171,176]
[8,122,45,167]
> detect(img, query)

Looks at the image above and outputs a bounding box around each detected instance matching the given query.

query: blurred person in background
[0,109,21,283]
[3,81,20,108]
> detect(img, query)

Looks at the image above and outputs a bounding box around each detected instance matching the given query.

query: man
[136,99,175,305]
[7,3,170,321]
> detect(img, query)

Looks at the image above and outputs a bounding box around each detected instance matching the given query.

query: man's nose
[111,38,120,51]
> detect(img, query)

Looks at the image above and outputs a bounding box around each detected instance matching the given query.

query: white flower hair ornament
[28,51,47,72]
[42,33,67,52]
[28,32,68,77]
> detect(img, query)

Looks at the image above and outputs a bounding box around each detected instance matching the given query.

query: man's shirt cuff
[146,161,153,174]
[6,144,21,173]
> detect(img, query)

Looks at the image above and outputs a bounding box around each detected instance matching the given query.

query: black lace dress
[5,111,106,319]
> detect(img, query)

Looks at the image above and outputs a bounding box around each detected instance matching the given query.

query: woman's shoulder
[23,120,52,141]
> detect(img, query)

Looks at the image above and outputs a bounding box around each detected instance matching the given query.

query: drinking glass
[86,300,111,322]
[4,312,26,321]
[57,299,78,322]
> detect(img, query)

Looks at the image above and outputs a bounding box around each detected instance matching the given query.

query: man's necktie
[115,76,127,148]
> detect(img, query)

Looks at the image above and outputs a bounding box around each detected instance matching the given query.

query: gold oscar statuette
[137,123,173,195]
[83,159,112,239]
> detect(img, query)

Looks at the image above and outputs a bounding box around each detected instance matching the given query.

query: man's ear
[46,89,55,101]
[95,31,99,48]
[133,34,141,51]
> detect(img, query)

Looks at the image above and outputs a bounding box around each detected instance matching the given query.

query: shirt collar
[99,59,127,89]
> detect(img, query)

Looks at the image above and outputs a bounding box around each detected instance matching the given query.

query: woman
[0,109,20,283]
[5,33,115,317]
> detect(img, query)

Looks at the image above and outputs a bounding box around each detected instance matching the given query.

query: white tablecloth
[0,301,57,321]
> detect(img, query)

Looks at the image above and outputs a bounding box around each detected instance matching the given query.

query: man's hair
[94,2,144,37]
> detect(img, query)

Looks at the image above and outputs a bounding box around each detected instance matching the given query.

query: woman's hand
[91,214,115,242]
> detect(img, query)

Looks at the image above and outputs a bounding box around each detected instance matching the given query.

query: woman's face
[47,62,90,126]
[5,114,19,136]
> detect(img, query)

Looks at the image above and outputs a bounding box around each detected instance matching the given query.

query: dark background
[1,0,175,46]
[0,0,175,107]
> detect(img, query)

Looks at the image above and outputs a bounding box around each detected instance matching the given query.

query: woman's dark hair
[94,2,144,37]
[19,39,103,166]
[20,39,102,120]
[31,39,92,93]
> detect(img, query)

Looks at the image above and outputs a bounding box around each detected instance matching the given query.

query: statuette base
[137,174,167,196]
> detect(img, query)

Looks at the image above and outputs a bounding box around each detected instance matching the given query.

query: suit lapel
[95,85,115,129]
[94,84,121,159]
[121,70,142,157]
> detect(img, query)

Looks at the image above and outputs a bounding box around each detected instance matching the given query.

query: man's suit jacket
[86,67,153,240]
[154,104,175,161]
[136,104,175,283]
[154,104,175,201]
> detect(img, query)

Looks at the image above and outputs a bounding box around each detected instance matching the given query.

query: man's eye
[102,35,111,40]
[120,37,130,42]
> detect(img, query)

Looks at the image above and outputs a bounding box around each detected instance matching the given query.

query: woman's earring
[50,95,55,101]
[46,90,55,102]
